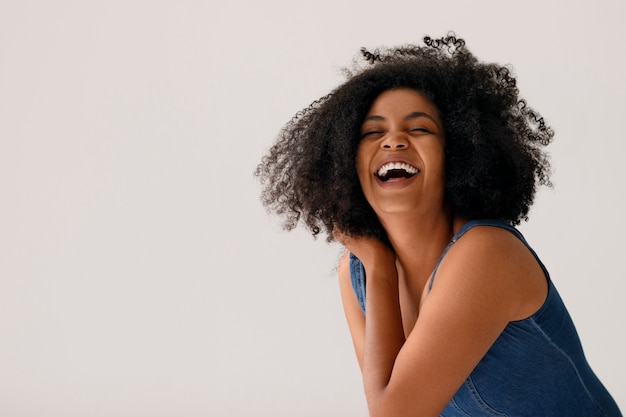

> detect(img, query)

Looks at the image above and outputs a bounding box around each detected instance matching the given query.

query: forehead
[365,88,440,120]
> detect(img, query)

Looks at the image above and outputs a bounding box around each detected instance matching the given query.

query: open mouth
[375,162,420,182]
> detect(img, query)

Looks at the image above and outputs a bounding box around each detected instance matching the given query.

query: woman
[256,34,622,417]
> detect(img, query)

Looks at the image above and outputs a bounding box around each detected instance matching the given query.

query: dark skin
[336,88,548,417]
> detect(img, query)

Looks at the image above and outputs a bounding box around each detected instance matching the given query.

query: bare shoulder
[443,224,536,267]
[432,224,548,321]
[338,251,351,281]
[337,251,354,302]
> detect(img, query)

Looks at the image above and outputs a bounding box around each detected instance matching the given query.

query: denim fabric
[349,220,622,416]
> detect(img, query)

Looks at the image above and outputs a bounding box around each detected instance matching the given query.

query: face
[356,88,446,218]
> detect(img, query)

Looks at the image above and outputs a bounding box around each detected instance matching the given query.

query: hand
[334,229,396,272]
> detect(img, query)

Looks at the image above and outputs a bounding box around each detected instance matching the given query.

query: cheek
[356,162,370,192]
[425,142,446,172]
[355,147,369,184]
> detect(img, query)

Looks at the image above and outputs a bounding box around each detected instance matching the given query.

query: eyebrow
[363,112,441,128]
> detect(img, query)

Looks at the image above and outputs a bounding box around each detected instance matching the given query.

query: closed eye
[361,131,384,139]
[409,127,432,134]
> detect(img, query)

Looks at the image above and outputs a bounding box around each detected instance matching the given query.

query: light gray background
[1,1,624,416]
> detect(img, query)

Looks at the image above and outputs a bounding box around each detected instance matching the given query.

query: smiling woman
[255,34,622,417]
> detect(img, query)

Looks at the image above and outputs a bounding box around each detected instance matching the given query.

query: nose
[381,132,409,150]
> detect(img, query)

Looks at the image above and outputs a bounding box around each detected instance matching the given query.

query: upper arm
[375,228,546,416]
[338,251,366,370]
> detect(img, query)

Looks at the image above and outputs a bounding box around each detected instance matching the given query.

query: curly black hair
[255,34,553,243]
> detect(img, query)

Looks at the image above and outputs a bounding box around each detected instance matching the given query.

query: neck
[380,209,463,288]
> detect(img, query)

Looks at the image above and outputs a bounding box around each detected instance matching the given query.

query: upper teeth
[377,162,419,177]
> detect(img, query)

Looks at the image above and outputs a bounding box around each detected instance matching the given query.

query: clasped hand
[334,230,397,274]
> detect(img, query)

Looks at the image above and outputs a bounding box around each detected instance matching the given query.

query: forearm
[362,257,406,404]
[336,237,408,413]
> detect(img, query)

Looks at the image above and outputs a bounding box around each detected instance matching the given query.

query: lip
[372,156,421,190]
[374,171,419,190]
[373,156,421,174]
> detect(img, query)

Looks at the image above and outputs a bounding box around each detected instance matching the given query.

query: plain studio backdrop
[1,1,624,416]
